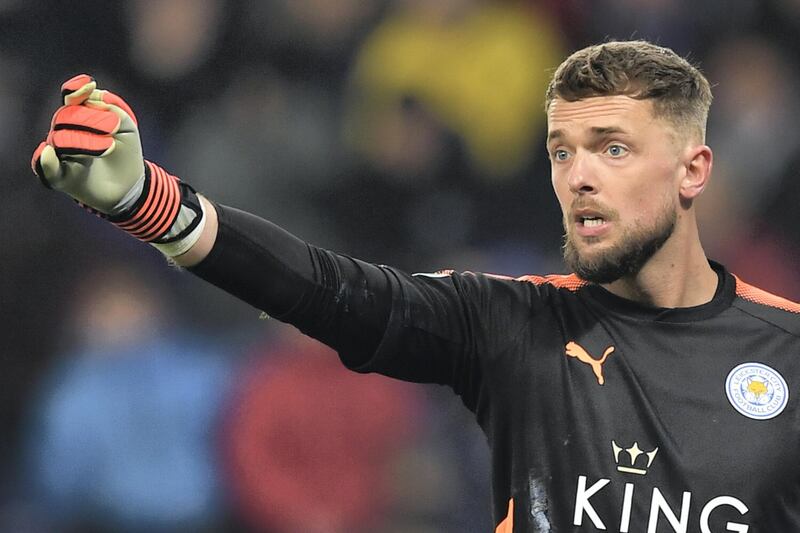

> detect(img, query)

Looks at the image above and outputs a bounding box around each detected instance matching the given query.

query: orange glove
[32,75,204,253]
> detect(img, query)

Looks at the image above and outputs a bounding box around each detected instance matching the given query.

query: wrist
[151,195,208,258]
[108,161,182,241]
[172,196,218,267]
[77,160,207,258]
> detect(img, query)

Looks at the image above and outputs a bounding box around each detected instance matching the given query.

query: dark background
[2,1,800,531]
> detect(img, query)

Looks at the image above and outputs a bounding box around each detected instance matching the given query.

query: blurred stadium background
[3,0,800,531]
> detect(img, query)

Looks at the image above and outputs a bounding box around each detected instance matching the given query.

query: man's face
[547,95,684,283]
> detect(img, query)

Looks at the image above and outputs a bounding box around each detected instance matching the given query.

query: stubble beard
[562,201,677,284]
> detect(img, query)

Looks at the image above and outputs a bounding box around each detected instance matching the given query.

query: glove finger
[31,141,46,175]
[37,143,98,195]
[61,74,97,106]
[31,141,54,188]
[48,129,115,157]
[36,144,63,185]
[51,105,121,136]
[86,89,139,127]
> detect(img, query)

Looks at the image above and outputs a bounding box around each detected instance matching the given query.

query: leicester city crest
[725,362,788,420]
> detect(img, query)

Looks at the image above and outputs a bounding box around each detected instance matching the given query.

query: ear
[679,144,713,201]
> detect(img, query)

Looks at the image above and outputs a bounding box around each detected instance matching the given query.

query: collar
[583,260,735,323]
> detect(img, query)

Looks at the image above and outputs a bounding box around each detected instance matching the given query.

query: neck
[601,219,718,308]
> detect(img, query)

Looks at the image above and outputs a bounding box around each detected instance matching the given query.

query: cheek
[551,172,571,208]
[626,187,674,224]
[621,160,676,212]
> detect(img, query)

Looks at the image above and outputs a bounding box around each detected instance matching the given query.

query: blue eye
[554,149,570,161]
[607,145,628,157]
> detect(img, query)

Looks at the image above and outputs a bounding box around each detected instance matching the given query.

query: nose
[566,152,597,195]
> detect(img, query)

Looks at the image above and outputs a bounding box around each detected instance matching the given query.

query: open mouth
[580,216,605,228]
[569,203,614,236]
[570,209,612,237]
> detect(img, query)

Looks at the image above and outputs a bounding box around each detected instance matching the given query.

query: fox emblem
[565,341,615,385]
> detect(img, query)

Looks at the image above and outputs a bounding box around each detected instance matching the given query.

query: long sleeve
[188,203,393,368]
[188,203,539,407]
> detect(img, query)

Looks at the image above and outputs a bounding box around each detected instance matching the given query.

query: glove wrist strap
[79,160,205,256]
[109,161,182,241]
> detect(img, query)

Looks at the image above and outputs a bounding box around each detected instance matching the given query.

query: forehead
[547,95,659,139]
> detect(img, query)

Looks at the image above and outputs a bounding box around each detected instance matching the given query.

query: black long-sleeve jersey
[191,204,800,532]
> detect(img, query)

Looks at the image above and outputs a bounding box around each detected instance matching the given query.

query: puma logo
[565,341,615,385]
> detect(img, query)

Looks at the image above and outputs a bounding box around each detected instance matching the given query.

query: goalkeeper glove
[31,74,205,257]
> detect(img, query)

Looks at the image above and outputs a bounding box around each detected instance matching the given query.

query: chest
[488,312,800,532]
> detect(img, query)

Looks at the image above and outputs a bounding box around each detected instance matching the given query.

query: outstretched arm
[31,75,488,391]
[31,75,392,367]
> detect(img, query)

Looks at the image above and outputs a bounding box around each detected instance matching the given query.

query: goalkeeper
[32,40,800,532]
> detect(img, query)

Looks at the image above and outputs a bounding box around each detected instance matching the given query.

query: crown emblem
[611,440,659,475]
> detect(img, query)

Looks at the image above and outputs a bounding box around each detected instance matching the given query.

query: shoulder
[410,269,589,311]
[419,269,588,290]
[514,272,588,292]
[731,275,800,337]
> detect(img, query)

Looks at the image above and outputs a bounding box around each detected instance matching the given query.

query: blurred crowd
[3,0,800,531]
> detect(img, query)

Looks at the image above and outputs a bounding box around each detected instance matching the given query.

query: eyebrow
[547,126,630,145]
